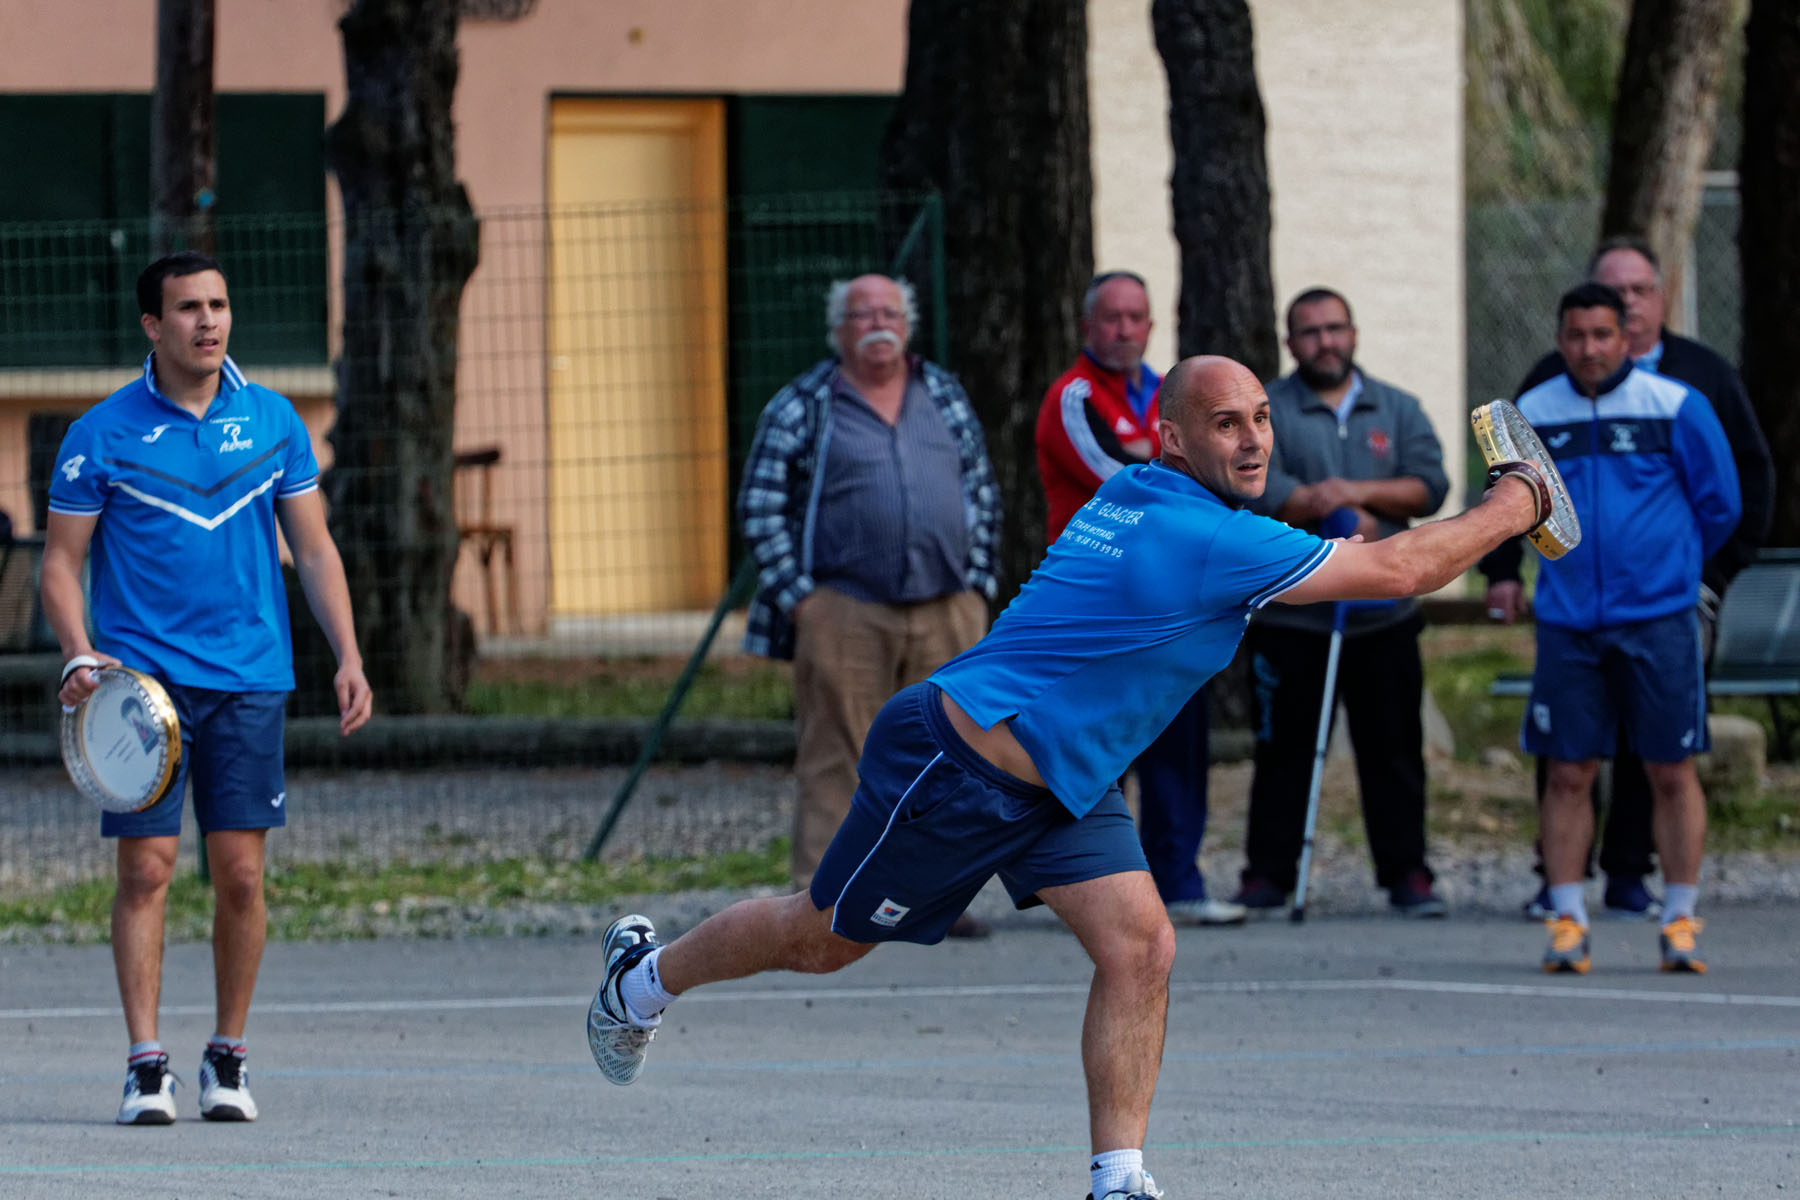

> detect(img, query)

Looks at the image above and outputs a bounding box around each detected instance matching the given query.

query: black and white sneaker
[198,1046,258,1121]
[587,913,661,1085]
[117,1052,177,1125]
[1089,1169,1165,1199]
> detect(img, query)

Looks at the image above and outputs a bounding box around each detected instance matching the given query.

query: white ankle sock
[1549,883,1588,926]
[1662,883,1698,921]
[1090,1148,1144,1198]
[621,946,675,1024]
[127,1040,163,1065]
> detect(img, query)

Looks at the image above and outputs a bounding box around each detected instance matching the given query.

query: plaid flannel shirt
[737,356,1001,660]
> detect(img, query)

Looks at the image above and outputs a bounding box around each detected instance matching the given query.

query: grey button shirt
[809,369,972,606]
[1250,370,1450,636]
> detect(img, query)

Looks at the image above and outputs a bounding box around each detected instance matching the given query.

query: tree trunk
[1740,0,1800,546]
[1601,0,1737,318]
[324,0,480,713]
[1152,0,1278,381]
[150,0,215,256]
[880,0,1093,597]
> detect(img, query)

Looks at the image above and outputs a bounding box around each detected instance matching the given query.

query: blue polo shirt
[931,460,1333,816]
[47,355,320,691]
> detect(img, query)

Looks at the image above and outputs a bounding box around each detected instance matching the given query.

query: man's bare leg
[655,890,875,996]
[114,836,179,1044]
[205,829,268,1038]
[1644,759,1705,885]
[1038,870,1176,1154]
[1542,760,1601,887]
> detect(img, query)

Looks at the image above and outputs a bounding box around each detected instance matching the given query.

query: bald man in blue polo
[587,357,1549,1200]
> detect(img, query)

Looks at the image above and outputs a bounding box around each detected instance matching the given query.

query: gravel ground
[3,756,1797,942]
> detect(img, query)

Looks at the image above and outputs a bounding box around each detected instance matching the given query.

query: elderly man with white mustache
[737,274,1002,935]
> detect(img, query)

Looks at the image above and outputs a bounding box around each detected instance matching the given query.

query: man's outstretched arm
[1275,474,1541,606]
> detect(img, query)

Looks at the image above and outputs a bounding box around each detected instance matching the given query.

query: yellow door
[546,98,728,617]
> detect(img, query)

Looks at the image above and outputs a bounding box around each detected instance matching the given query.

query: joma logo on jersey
[218,423,254,453]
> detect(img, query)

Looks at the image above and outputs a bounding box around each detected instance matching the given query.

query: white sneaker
[587,913,661,1085]
[1166,897,1247,926]
[117,1053,177,1125]
[198,1046,258,1121]
[1091,1168,1165,1199]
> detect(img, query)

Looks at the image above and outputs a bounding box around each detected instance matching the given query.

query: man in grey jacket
[1230,288,1452,917]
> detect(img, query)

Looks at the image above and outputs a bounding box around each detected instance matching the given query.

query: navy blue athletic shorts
[1522,609,1708,763]
[101,685,289,838]
[810,681,1150,944]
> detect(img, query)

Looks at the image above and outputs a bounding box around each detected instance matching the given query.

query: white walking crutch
[1291,507,1357,924]
[1290,595,1347,925]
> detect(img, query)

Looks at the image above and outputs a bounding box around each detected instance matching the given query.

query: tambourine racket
[60,665,181,813]
[1470,399,1581,560]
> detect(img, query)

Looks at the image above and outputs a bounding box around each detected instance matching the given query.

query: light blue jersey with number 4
[931,460,1332,817]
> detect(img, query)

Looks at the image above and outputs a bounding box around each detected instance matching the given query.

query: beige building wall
[1089,0,1467,509]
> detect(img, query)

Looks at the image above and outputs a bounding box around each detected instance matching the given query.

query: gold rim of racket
[69,667,182,812]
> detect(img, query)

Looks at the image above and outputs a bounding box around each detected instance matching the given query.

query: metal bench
[1487,552,1800,758]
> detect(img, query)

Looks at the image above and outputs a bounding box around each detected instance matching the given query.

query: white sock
[127,1040,163,1066]
[1663,883,1698,922]
[1549,883,1588,927]
[1090,1148,1144,1198]
[621,946,675,1025]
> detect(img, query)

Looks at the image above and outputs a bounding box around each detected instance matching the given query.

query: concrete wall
[1089,0,1467,508]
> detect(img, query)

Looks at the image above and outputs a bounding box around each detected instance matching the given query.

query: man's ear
[1157,417,1180,455]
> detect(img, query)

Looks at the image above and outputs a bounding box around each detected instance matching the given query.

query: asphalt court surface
[3,907,1798,1198]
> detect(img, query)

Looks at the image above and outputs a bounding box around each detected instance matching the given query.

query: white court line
[4,975,1799,1021]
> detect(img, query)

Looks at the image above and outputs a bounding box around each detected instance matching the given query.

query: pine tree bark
[880,0,1093,596]
[1153,0,1278,380]
[1601,0,1737,316]
[323,0,479,713]
[150,0,215,256]
[1740,0,1800,545]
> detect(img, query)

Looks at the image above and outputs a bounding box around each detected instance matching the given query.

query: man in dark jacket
[1484,236,1774,921]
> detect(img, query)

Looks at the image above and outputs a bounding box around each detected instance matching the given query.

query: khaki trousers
[790,586,989,889]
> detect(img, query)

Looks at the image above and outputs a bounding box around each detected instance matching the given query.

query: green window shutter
[0,92,327,368]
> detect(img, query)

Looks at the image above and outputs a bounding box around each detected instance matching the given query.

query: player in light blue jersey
[589,357,1548,1200]
[41,252,373,1127]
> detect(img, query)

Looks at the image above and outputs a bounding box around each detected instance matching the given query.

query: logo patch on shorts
[870,898,910,928]
[1533,703,1552,733]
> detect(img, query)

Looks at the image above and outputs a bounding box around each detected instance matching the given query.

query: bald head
[1157,355,1272,505]
[1160,356,1261,426]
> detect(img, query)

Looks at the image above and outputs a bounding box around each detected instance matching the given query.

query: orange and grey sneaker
[1659,915,1707,974]
[1541,915,1591,974]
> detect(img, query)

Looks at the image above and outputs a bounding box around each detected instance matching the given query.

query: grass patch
[466,657,793,720]
[0,841,790,943]
[1420,623,1536,761]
